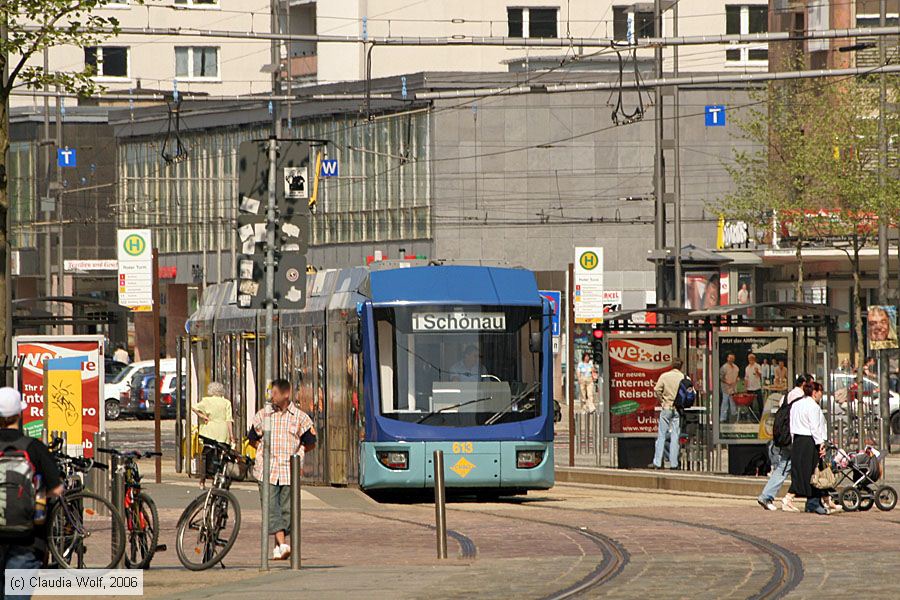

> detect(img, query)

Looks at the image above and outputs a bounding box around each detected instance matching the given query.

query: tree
[721,74,900,448]
[1,1,126,374]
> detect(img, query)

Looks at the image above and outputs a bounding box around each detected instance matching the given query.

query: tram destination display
[412,312,506,332]
[606,334,675,437]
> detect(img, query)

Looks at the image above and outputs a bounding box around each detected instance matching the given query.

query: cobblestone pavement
[35,462,900,600]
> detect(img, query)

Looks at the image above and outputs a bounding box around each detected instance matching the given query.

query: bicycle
[97,447,162,569]
[47,439,127,569]
[175,439,247,570]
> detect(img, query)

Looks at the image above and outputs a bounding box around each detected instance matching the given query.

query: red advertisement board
[14,336,104,457]
[607,335,674,436]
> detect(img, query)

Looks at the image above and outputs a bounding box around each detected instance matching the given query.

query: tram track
[363,512,478,559]
[460,508,629,600]
[516,502,803,599]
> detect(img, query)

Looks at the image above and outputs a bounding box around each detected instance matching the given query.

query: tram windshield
[374,305,543,426]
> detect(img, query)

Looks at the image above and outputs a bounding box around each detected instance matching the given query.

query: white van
[104,358,180,420]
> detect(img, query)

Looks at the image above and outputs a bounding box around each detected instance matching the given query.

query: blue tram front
[184,263,554,494]
[359,265,554,492]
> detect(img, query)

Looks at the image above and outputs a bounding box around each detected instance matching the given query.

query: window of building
[725,5,768,63]
[612,6,655,42]
[84,46,129,78]
[175,47,219,79]
[507,7,558,38]
[173,0,218,7]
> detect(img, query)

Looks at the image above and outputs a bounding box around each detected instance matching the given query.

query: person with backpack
[757,374,808,511]
[0,387,62,600]
[649,358,691,470]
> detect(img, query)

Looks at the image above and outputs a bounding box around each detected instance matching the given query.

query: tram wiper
[416,396,494,424]
[484,382,540,426]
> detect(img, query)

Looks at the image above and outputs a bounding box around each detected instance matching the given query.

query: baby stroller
[829,444,897,512]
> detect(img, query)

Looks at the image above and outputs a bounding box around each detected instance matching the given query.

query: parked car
[104,359,128,384]
[105,358,180,420]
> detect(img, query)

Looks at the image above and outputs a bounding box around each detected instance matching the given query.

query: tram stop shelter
[592,302,843,475]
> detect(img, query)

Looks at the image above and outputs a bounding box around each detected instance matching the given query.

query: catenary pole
[672,1,683,309]
[876,0,891,456]
[653,0,666,305]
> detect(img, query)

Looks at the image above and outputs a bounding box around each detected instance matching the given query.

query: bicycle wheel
[176,489,241,571]
[125,492,160,569]
[49,491,126,569]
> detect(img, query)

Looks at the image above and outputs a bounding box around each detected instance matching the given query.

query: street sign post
[57,147,76,168]
[236,140,310,310]
[574,247,604,324]
[705,105,726,127]
[116,229,153,311]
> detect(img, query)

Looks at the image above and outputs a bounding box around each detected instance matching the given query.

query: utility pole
[260,0,281,572]
[672,1,682,309]
[877,0,890,452]
[653,0,666,306]
[55,85,63,333]
[42,49,52,322]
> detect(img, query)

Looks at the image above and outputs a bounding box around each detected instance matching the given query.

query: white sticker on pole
[117,229,153,310]
[574,247,604,324]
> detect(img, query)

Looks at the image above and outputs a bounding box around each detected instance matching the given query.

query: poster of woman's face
[685,272,720,310]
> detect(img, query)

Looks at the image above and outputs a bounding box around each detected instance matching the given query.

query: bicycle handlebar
[97,447,163,459]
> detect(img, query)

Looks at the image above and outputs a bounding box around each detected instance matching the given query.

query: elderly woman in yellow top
[193,381,235,446]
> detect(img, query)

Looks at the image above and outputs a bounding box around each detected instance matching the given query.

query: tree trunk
[0,96,9,382]
[794,235,804,302]
[852,238,865,451]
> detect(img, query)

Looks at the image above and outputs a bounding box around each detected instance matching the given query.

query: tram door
[302,326,327,484]
[326,316,353,485]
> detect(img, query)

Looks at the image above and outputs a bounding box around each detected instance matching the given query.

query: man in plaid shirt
[250,378,316,561]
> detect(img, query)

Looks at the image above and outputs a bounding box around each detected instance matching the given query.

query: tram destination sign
[412,312,506,332]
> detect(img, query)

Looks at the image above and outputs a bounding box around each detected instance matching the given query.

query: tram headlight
[516,450,544,469]
[377,450,409,470]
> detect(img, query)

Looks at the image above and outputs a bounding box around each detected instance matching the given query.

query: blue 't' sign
[705,105,726,127]
[540,290,561,337]
[320,159,339,178]
[57,147,77,168]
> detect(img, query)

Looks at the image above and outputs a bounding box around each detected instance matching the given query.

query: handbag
[811,459,837,490]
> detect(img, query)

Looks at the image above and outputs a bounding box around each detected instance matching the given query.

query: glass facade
[117,110,431,253]
[8,142,36,249]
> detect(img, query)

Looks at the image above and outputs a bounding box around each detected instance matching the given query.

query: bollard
[290,454,302,570]
[260,414,271,571]
[433,450,448,559]
[41,429,48,445]
[110,453,125,568]
[175,339,183,474]
[60,431,67,455]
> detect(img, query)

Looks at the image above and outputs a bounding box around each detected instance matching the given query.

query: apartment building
[290,1,772,84]
[12,0,272,107]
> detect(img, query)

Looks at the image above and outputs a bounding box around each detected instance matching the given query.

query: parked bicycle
[97,447,161,569]
[175,439,248,570]
[47,439,126,569]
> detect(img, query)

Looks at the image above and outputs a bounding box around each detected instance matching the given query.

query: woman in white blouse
[786,381,829,514]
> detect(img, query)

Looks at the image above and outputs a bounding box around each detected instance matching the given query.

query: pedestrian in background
[788,380,829,515]
[113,343,131,364]
[193,382,235,486]
[649,358,685,470]
[577,352,597,414]
[250,378,316,561]
[0,388,63,600]
[758,374,808,511]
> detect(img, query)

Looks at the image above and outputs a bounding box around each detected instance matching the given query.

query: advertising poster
[736,272,752,305]
[44,357,86,447]
[14,336,104,457]
[685,271,720,310]
[715,333,790,443]
[868,305,898,351]
[607,335,675,437]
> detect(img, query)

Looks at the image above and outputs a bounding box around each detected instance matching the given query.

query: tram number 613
[452,442,473,454]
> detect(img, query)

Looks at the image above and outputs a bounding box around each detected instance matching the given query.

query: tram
[184,262,555,494]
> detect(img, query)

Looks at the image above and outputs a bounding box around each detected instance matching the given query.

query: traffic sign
[116,229,153,310]
[705,105,726,127]
[574,247,604,324]
[320,159,339,178]
[57,147,77,168]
